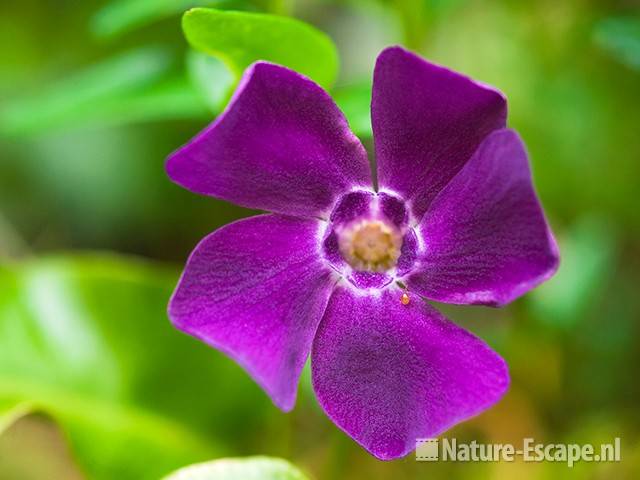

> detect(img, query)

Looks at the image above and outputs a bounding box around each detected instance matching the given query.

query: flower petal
[372,46,507,220]
[166,62,370,218]
[408,129,559,306]
[311,286,509,460]
[169,214,336,411]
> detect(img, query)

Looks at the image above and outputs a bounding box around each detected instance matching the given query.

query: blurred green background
[1,0,639,479]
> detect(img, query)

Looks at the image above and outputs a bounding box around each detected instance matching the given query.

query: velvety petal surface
[311,286,509,460]
[169,214,336,411]
[372,46,507,220]
[408,129,559,306]
[166,62,370,218]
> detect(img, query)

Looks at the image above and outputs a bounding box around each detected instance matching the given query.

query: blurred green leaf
[0,254,245,479]
[163,456,309,480]
[333,81,372,138]
[0,48,209,137]
[594,16,640,71]
[91,0,226,39]
[183,8,339,89]
[530,216,617,328]
[88,74,210,124]
[187,50,235,113]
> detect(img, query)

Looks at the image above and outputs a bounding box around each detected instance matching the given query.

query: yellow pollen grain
[401,292,410,305]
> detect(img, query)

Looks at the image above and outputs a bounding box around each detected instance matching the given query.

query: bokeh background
[1,0,639,479]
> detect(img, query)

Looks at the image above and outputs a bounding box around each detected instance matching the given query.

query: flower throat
[338,219,402,272]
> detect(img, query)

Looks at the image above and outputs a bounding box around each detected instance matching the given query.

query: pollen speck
[401,292,410,305]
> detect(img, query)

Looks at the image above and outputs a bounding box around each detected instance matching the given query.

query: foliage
[91,0,227,39]
[0,0,639,478]
[163,456,309,480]
[0,254,253,479]
[183,8,339,89]
[0,48,209,136]
[594,16,640,71]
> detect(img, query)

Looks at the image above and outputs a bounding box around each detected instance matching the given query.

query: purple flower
[166,46,558,460]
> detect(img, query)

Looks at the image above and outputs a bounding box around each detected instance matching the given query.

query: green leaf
[187,50,235,113]
[183,8,339,89]
[87,75,211,124]
[333,81,372,139]
[594,16,640,71]
[91,0,227,39]
[163,456,310,480]
[0,254,259,479]
[0,48,209,137]
[530,215,617,329]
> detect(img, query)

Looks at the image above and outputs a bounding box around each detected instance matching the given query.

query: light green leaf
[0,254,260,479]
[183,8,339,89]
[333,81,372,138]
[187,50,235,113]
[0,48,209,137]
[530,215,617,328]
[594,16,640,71]
[91,0,226,39]
[163,456,310,480]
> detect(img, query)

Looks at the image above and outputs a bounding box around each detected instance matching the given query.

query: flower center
[321,189,418,289]
[338,219,402,272]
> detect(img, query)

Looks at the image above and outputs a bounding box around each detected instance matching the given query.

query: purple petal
[378,192,408,228]
[347,271,393,290]
[372,46,507,220]
[312,286,509,460]
[169,214,336,411]
[408,129,559,306]
[396,228,418,276]
[167,62,371,217]
[329,190,374,226]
